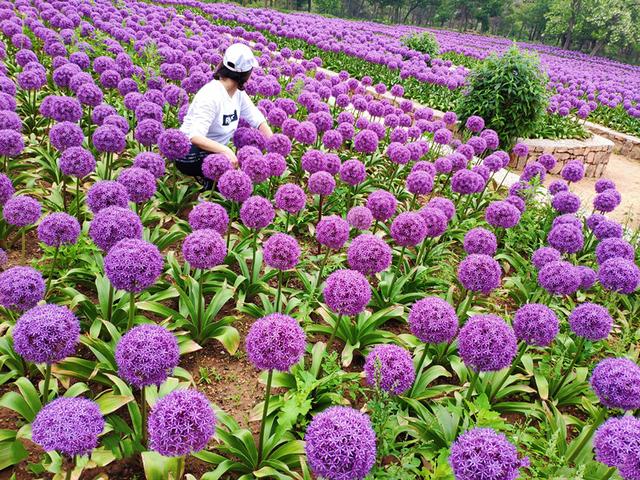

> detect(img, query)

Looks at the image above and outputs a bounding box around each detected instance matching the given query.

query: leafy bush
[457,45,548,147]
[403,31,440,58]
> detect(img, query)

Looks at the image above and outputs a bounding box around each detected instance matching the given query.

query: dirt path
[545,153,640,229]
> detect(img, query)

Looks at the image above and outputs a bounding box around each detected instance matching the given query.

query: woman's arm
[258,121,273,139]
[190,135,238,168]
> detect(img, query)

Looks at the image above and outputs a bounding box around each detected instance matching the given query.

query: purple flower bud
[364,344,415,395]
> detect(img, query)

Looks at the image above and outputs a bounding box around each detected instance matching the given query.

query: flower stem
[599,467,617,480]
[106,284,114,324]
[317,195,324,224]
[410,344,429,397]
[489,341,527,403]
[566,407,606,464]
[326,315,343,353]
[46,246,60,295]
[313,248,331,295]
[75,178,81,221]
[465,369,480,402]
[21,229,25,260]
[141,386,147,447]
[551,336,585,398]
[284,211,290,233]
[62,177,67,212]
[127,292,135,330]
[250,230,257,281]
[175,455,185,480]
[42,363,52,405]
[197,272,204,337]
[257,369,273,465]
[275,270,283,312]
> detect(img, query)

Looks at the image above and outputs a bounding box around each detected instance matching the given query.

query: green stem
[465,369,480,402]
[371,221,379,235]
[197,272,204,337]
[410,344,430,397]
[107,284,114,323]
[46,246,60,294]
[64,463,73,480]
[21,229,25,260]
[409,193,417,211]
[62,177,67,212]
[326,315,343,353]
[175,455,185,480]
[257,369,274,465]
[313,248,331,295]
[275,270,283,312]
[284,211,290,233]
[250,230,257,281]
[599,467,617,480]
[489,342,527,403]
[551,336,585,398]
[127,292,135,330]
[566,407,606,464]
[42,363,52,405]
[141,387,147,447]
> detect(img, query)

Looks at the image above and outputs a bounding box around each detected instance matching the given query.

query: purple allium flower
[458,314,517,372]
[13,304,79,364]
[538,261,581,296]
[92,124,125,154]
[347,234,392,275]
[37,212,80,247]
[621,449,640,479]
[595,179,616,193]
[552,214,582,230]
[520,161,546,183]
[148,389,216,457]
[242,155,271,184]
[512,142,529,157]
[451,170,484,195]
[305,406,376,480]
[32,397,104,457]
[587,214,607,231]
[89,206,142,252]
[531,247,562,270]
[347,206,373,231]
[435,156,453,174]
[590,357,640,411]
[386,143,411,165]
[0,173,13,205]
[577,265,597,290]
[390,212,427,247]
[274,184,305,214]
[593,190,622,213]
[485,201,521,229]
[3,195,41,227]
[449,428,529,480]
[364,344,415,395]
[266,153,287,177]
[0,266,45,312]
[263,233,300,270]
[505,195,526,213]
[239,196,275,230]
[353,129,379,154]
[408,297,458,344]
[417,207,447,238]
[117,167,156,204]
[513,303,559,347]
[464,227,497,256]
[549,180,569,195]
[412,161,437,177]
[598,258,640,294]
[267,133,292,157]
[457,254,501,295]
[188,202,228,235]
[48,122,83,152]
[568,302,612,341]
[594,219,623,241]
[294,121,317,144]
[323,269,371,316]
[115,324,179,388]
[366,190,397,222]
[301,150,326,174]
[339,159,366,186]
[157,129,190,161]
[427,197,455,221]
[87,181,129,213]
[133,152,165,179]
[217,170,253,203]
[316,215,350,250]
[134,119,163,147]
[538,153,557,171]
[465,115,485,133]
[308,171,335,197]
[201,154,230,183]
[0,111,21,132]
[434,128,452,145]
[594,416,640,468]
[182,229,227,270]
[596,238,635,264]
[561,160,585,183]
[104,239,163,293]
[246,313,306,372]
[547,224,584,254]
[406,171,434,196]
[59,147,95,178]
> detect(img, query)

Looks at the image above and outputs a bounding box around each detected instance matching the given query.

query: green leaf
[141,451,183,480]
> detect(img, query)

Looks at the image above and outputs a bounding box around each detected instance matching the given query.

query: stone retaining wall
[511,135,614,178]
[584,121,640,160]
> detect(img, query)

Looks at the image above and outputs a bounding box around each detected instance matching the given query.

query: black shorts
[175,145,212,190]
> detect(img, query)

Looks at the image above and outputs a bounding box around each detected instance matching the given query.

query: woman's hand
[221,146,239,168]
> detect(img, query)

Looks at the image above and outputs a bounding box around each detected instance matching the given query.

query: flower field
[0,0,639,479]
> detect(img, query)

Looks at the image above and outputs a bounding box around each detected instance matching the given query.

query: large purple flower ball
[347,234,392,275]
[305,406,376,480]
[485,201,521,229]
[0,173,14,206]
[32,397,104,457]
[0,129,24,157]
[561,160,585,183]
[0,266,45,311]
[3,195,41,227]
[323,269,371,316]
[274,183,306,214]
[408,297,458,344]
[596,238,635,265]
[547,224,584,254]
[239,195,274,230]
[590,358,640,411]
[104,239,163,293]
[568,302,613,341]
[551,191,581,214]
[449,428,529,480]
[92,124,125,154]
[390,212,427,247]
[598,258,640,294]
[37,212,81,247]
[458,314,517,372]
[87,180,129,213]
[367,190,397,222]
[316,215,350,250]
[308,171,335,196]
[59,147,96,178]
[188,202,229,234]
[538,261,581,296]
[50,122,84,152]
[117,167,157,204]
[427,197,455,222]
[89,206,143,252]
[202,154,231,182]
[158,129,191,161]
[133,152,166,179]
[531,247,562,270]
[464,227,497,256]
[364,344,415,395]
[263,233,300,271]
[148,389,216,457]
[457,254,501,295]
[594,416,640,468]
[347,206,373,231]
[217,170,253,203]
[245,313,306,372]
[182,229,227,270]
[115,324,179,388]
[512,303,559,347]
[339,159,366,186]
[13,304,80,364]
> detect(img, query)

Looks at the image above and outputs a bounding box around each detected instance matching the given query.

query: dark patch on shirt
[222,110,238,126]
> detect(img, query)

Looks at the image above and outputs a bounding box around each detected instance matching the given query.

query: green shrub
[403,31,440,58]
[457,45,548,147]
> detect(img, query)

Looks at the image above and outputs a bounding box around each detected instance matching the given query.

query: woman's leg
[174,146,213,190]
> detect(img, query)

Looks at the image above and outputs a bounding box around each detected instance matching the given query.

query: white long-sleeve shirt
[179,79,266,146]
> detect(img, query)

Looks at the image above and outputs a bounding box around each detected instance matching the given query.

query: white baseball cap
[223,43,258,73]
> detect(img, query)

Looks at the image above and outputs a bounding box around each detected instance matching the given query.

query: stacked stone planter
[584,121,640,161]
